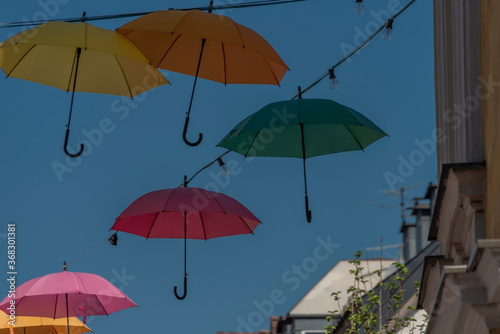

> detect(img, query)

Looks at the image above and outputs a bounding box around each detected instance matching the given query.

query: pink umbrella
[110,176,261,300]
[0,264,137,333]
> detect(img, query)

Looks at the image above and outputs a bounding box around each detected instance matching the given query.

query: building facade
[267,184,438,334]
[417,1,500,333]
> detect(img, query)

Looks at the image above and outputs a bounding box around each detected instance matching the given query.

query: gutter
[424,265,467,334]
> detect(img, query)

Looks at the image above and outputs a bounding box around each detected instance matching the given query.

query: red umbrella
[110,177,261,300]
[0,264,137,333]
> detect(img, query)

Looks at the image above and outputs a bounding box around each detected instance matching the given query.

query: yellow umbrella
[0,311,91,334]
[117,1,288,146]
[0,17,169,157]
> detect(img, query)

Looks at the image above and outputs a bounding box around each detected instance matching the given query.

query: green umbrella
[217,87,388,223]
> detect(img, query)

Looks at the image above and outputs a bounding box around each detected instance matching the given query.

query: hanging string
[291,0,418,100]
[0,0,308,29]
[64,235,113,270]
[180,150,231,187]
[63,150,232,268]
[180,0,420,186]
[51,0,418,268]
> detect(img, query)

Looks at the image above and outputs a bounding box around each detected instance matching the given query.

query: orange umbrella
[117,1,288,146]
[0,311,91,334]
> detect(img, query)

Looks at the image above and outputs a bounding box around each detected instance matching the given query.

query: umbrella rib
[14,295,24,313]
[74,272,89,294]
[95,296,110,316]
[114,55,133,98]
[158,34,181,68]
[169,12,190,36]
[206,191,226,213]
[146,212,160,239]
[84,22,87,49]
[244,130,260,158]
[232,21,246,48]
[66,48,79,93]
[221,42,227,85]
[5,44,36,78]
[161,189,175,213]
[264,58,281,86]
[199,212,207,241]
[341,105,364,125]
[53,294,59,319]
[238,216,254,235]
[343,124,364,151]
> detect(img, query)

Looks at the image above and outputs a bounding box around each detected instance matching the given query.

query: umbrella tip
[298,86,302,99]
[63,261,67,271]
[183,175,188,187]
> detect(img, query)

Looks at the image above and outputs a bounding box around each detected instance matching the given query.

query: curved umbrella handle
[64,128,84,158]
[305,195,312,223]
[182,116,203,147]
[173,275,188,300]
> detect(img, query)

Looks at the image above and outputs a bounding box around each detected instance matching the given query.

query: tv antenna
[379,184,423,225]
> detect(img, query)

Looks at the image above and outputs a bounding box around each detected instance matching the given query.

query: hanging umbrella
[0,311,91,334]
[110,176,261,300]
[117,1,288,146]
[217,87,388,223]
[0,264,137,334]
[0,17,169,157]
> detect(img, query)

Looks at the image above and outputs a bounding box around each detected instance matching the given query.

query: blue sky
[0,0,435,332]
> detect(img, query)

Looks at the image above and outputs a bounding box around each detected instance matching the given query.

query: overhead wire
[181,0,421,188]
[45,0,418,267]
[180,150,231,187]
[291,0,418,99]
[63,235,111,270]
[0,0,307,29]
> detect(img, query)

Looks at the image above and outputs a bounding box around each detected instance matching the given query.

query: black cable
[27,0,417,270]
[0,0,307,29]
[180,150,231,187]
[291,0,418,100]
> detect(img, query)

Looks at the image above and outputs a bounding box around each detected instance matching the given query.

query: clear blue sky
[0,0,435,332]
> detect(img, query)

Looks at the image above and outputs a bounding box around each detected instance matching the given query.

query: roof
[288,259,396,316]
[407,203,431,211]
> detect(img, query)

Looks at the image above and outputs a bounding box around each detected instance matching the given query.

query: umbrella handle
[64,128,84,158]
[183,116,203,147]
[305,195,312,223]
[174,275,188,300]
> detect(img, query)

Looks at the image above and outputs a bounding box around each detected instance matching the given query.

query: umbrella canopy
[0,311,91,334]
[217,91,388,222]
[112,186,261,239]
[0,267,137,333]
[116,8,288,85]
[117,3,288,146]
[110,180,261,299]
[0,19,169,157]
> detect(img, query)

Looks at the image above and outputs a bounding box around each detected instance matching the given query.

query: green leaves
[323,251,427,334]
